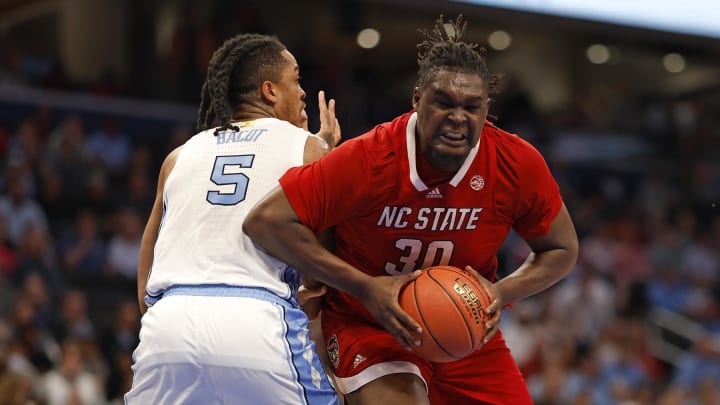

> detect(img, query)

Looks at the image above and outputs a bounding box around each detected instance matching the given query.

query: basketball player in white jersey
[125,33,341,404]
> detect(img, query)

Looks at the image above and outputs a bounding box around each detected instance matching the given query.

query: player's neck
[416,147,455,187]
[232,102,275,122]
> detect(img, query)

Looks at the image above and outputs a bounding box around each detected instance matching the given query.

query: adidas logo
[352,354,367,369]
[426,187,443,199]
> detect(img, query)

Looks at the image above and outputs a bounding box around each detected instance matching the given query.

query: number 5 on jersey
[206,155,255,205]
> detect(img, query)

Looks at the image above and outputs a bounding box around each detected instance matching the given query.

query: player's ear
[261,81,277,104]
[411,86,420,109]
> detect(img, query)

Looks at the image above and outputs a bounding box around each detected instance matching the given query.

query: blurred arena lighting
[606,46,622,64]
[586,44,610,64]
[451,0,720,39]
[356,28,381,49]
[663,52,686,73]
[487,30,512,50]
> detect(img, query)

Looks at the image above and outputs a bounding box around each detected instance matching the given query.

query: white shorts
[125,286,339,405]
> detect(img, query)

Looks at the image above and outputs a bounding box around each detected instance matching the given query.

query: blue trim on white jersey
[155,284,300,308]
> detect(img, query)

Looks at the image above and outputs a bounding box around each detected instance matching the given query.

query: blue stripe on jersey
[281,297,340,405]
[158,284,298,308]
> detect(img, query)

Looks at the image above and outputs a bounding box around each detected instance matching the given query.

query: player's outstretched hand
[464,266,501,346]
[314,90,341,148]
[358,271,423,350]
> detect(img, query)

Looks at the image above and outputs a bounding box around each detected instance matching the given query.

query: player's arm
[494,202,578,307]
[468,203,577,345]
[297,90,340,318]
[137,146,181,314]
[297,228,335,320]
[243,187,423,349]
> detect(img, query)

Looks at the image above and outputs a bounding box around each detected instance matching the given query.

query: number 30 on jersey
[385,239,455,275]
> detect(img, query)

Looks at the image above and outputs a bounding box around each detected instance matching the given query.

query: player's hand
[314,90,341,148]
[297,283,327,321]
[464,266,501,346]
[358,271,423,350]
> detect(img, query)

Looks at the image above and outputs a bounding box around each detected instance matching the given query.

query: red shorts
[322,309,532,405]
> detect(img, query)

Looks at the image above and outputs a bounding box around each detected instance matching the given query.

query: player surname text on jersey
[216,128,268,144]
[377,206,483,231]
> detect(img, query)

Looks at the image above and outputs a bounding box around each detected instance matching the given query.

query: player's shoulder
[242,117,309,137]
[344,111,411,152]
[339,112,410,173]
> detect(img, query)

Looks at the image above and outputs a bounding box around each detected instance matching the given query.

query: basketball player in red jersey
[244,15,579,405]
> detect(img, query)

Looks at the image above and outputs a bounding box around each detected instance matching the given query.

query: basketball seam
[413,278,456,360]
[425,268,473,359]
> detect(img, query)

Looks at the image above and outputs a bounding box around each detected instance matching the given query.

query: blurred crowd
[0,5,719,404]
[0,107,193,404]
[494,80,720,404]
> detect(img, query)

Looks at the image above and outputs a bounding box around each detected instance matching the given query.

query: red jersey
[280,111,562,322]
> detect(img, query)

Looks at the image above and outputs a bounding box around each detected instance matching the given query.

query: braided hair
[197,33,287,132]
[416,15,501,94]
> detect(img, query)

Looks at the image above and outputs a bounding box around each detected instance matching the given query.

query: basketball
[399,265,492,363]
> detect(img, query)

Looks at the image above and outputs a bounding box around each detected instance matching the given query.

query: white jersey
[145,118,312,302]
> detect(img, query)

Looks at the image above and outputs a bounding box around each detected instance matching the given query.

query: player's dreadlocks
[416,15,501,93]
[197,33,287,133]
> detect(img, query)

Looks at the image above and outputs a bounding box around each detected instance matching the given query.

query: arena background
[0,0,718,403]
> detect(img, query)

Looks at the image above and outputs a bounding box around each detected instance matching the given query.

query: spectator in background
[35,338,106,405]
[658,334,720,405]
[82,170,115,223]
[99,299,138,401]
[56,209,107,282]
[115,169,154,217]
[7,119,45,175]
[87,117,132,185]
[7,295,56,375]
[98,300,138,363]
[50,289,96,343]
[0,342,37,405]
[14,226,63,302]
[104,208,142,283]
[17,273,56,333]
[548,264,616,345]
[41,115,93,227]
[0,167,49,248]
[0,213,18,281]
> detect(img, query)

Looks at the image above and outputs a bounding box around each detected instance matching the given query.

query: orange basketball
[399,265,492,363]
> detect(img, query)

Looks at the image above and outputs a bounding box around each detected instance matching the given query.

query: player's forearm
[137,214,161,314]
[251,220,371,295]
[136,244,154,314]
[244,196,372,298]
[494,247,577,306]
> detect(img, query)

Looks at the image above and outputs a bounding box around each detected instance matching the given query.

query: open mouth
[440,131,467,146]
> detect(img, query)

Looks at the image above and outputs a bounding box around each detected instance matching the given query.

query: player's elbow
[242,205,268,242]
[564,235,580,275]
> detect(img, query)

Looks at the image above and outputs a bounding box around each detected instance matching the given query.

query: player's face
[273,50,307,128]
[412,69,490,172]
